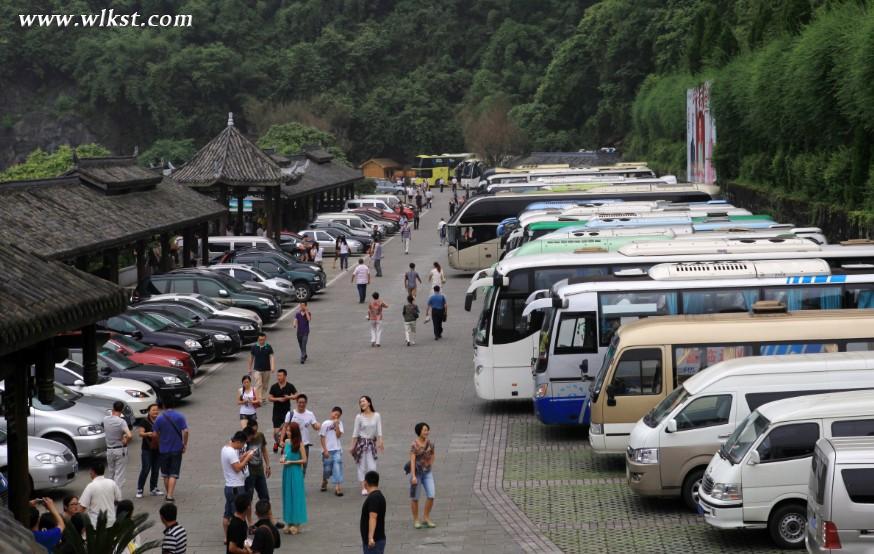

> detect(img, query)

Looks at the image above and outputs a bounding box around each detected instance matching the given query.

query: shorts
[159,452,183,479]
[409,470,435,500]
[272,413,286,429]
[223,485,249,519]
[240,413,257,424]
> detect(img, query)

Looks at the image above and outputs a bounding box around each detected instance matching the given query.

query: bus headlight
[590,423,603,435]
[535,384,548,398]
[711,483,742,502]
[630,448,659,464]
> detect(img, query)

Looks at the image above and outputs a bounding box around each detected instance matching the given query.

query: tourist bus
[581,308,874,454]
[487,177,674,194]
[411,153,474,185]
[456,158,485,191]
[479,165,658,191]
[524,259,874,426]
[446,183,720,271]
[465,239,874,401]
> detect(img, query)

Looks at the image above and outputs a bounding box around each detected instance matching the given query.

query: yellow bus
[412,153,475,185]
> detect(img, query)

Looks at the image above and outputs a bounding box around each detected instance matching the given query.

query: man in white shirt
[221,431,255,536]
[79,462,122,528]
[284,394,320,476]
[350,258,371,303]
[319,406,345,495]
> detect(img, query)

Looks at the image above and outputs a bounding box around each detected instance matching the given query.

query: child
[319,407,345,496]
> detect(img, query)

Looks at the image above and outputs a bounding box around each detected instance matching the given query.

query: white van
[698,387,874,549]
[360,194,400,208]
[806,437,874,554]
[207,236,277,258]
[316,213,370,231]
[344,198,393,212]
[627,351,874,512]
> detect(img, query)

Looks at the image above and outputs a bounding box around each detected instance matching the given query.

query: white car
[55,360,156,418]
[0,430,78,491]
[209,264,296,301]
[143,293,262,324]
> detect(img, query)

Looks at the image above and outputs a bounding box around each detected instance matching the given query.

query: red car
[348,207,400,223]
[394,204,416,220]
[104,334,197,378]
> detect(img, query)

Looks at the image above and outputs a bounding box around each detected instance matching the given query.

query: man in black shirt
[360,470,386,553]
[226,494,250,554]
[248,333,275,412]
[267,369,298,452]
[251,500,279,554]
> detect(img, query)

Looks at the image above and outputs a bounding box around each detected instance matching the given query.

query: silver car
[0,429,78,491]
[210,264,297,303]
[299,229,364,255]
[0,382,107,460]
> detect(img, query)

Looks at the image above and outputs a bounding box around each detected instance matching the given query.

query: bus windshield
[591,335,618,402]
[644,386,689,428]
[475,287,496,346]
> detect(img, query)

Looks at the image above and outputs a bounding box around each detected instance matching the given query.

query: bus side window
[610,348,662,396]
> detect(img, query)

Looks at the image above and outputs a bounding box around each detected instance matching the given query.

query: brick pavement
[56,191,522,553]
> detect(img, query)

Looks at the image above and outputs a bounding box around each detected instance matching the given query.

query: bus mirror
[606,385,616,406]
[580,359,589,374]
[552,296,562,308]
[501,276,509,287]
[464,294,473,312]
[748,450,760,465]
[666,419,677,433]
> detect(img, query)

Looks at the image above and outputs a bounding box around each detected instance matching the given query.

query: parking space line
[193,361,226,386]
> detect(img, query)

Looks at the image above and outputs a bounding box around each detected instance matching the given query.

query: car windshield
[643,386,689,428]
[126,311,169,332]
[107,334,148,352]
[723,411,771,465]
[53,382,83,402]
[31,385,76,411]
[62,359,112,385]
[148,311,193,328]
[98,349,138,370]
[194,295,224,310]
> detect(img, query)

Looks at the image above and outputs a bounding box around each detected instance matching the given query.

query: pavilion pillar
[218,184,229,233]
[274,192,283,242]
[159,232,172,272]
[103,248,119,284]
[135,240,147,288]
[82,325,98,386]
[265,187,274,240]
[308,195,316,220]
[236,188,246,235]
[3,355,31,525]
[182,227,194,267]
[36,340,55,405]
[200,221,210,265]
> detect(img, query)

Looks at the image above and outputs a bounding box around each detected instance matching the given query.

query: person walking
[338,237,350,270]
[428,262,446,288]
[425,286,447,340]
[313,243,324,267]
[366,292,389,347]
[360,471,387,554]
[402,295,420,346]
[159,503,187,554]
[448,198,456,217]
[104,400,132,490]
[438,218,446,246]
[284,394,319,476]
[439,178,444,193]
[221,431,255,537]
[408,422,437,529]
[280,422,308,535]
[413,207,420,230]
[350,396,383,496]
[293,302,311,364]
[247,333,275,409]
[238,375,260,429]
[400,221,412,254]
[136,403,162,499]
[79,462,122,528]
[351,258,371,303]
[319,406,345,496]
[243,423,271,519]
[268,370,298,453]
[154,402,188,502]
[404,263,422,299]
[415,190,423,212]
[425,188,433,209]
[369,239,384,277]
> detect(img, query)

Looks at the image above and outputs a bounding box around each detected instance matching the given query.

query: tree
[462,96,528,167]
[0,144,110,182]
[61,510,159,554]
[138,139,196,168]
[256,122,348,165]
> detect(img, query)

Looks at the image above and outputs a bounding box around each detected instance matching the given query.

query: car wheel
[768,502,807,549]
[45,433,78,460]
[681,468,705,512]
[293,282,313,301]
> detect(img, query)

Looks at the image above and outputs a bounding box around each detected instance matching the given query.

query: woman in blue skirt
[281,422,308,534]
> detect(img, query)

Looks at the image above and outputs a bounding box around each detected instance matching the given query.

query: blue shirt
[427,294,446,310]
[33,528,62,552]
[155,410,188,453]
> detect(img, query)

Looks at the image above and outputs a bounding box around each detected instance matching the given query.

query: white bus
[524,260,874,426]
[465,240,874,401]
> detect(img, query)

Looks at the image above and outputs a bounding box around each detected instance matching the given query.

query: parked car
[353,206,401,223]
[0,381,107,460]
[308,221,373,247]
[216,248,322,273]
[344,198,393,212]
[373,179,405,195]
[129,297,260,344]
[298,229,364,255]
[346,209,398,233]
[94,349,193,405]
[219,251,325,301]
[130,308,241,357]
[54,359,157,420]
[209,263,298,303]
[52,382,134,427]
[317,212,373,232]
[141,293,262,326]
[103,334,197,378]
[0,430,78,491]
[144,271,282,323]
[99,311,217,366]
[205,235,278,259]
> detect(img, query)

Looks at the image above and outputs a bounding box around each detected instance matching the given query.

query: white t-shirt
[285,409,318,445]
[221,445,246,487]
[429,268,443,284]
[352,412,382,440]
[80,476,122,527]
[319,420,345,451]
[352,264,370,284]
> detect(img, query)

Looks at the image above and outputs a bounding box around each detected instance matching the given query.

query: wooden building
[359,157,402,180]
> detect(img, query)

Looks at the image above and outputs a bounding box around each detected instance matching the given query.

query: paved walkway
[61,192,522,553]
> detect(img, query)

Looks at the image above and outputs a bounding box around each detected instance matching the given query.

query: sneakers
[273,443,279,453]
[150,489,163,496]
[135,490,143,499]
[414,521,423,529]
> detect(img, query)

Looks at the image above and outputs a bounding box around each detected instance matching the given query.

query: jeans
[404,321,416,344]
[223,485,249,518]
[137,448,160,492]
[106,447,128,490]
[297,333,308,361]
[357,284,367,303]
[373,258,382,277]
[322,450,344,484]
[245,472,269,501]
[363,539,386,554]
[431,308,444,338]
[369,321,383,345]
[303,444,310,476]
[409,469,435,499]
[340,253,349,269]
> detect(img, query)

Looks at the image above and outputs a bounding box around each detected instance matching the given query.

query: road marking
[193,361,226,386]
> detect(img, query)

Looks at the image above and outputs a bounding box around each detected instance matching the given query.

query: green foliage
[0,143,110,182]
[138,139,196,167]
[61,510,159,554]
[257,123,348,165]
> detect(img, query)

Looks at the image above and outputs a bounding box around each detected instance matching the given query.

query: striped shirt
[162,523,187,553]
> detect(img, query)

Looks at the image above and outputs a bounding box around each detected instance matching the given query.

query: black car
[309,221,374,248]
[98,312,217,366]
[96,349,193,405]
[130,306,242,357]
[132,298,261,344]
[221,250,326,299]
[144,270,282,323]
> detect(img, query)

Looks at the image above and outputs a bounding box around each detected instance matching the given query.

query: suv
[221,251,324,301]
[144,270,282,323]
[128,298,260,344]
[98,311,217,366]
[308,221,373,247]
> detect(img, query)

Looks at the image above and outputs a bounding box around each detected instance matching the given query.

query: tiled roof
[281,151,362,198]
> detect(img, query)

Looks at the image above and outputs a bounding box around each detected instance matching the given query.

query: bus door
[601,346,668,451]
